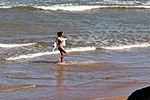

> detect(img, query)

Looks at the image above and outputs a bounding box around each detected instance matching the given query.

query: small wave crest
[6,47,96,61]
[35,5,101,11]
[1,5,150,11]
[0,5,101,11]
[0,43,36,48]
[102,43,150,50]
[0,5,12,9]
[35,5,150,11]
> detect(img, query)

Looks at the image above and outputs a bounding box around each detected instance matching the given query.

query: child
[54,31,67,63]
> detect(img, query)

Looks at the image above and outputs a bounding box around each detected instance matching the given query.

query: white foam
[35,5,150,11]
[102,43,150,50]
[35,5,101,11]
[1,5,150,11]
[134,5,150,8]
[6,47,96,61]
[0,5,12,9]
[0,43,36,48]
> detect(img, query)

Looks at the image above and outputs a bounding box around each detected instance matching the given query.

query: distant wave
[0,5,11,9]
[6,47,96,60]
[35,5,101,11]
[35,5,150,11]
[0,5,150,11]
[0,43,36,48]
[102,43,150,50]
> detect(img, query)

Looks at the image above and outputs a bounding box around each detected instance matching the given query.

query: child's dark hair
[57,31,63,37]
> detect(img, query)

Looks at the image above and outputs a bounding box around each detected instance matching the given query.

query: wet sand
[98,96,127,100]
[0,61,149,100]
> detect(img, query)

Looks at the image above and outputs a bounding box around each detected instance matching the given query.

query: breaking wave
[5,42,150,61]
[34,5,150,11]
[0,43,36,48]
[5,47,96,60]
[0,5,150,11]
[102,43,150,50]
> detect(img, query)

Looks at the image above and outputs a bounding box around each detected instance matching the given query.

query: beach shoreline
[0,61,149,100]
[0,83,148,100]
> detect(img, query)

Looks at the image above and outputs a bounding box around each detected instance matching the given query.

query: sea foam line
[1,5,150,11]
[0,43,36,48]
[35,5,150,11]
[6,47,96,61]
[35,5,101,11]
[0,5,12,9]
[102,43,150,50]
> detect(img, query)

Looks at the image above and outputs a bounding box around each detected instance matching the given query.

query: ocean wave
[5,47,96,60]
[0,5,40,11]
[35,5,150,11]
[0,5,150,11]
[0,43,36,48]
[0,5,11,9]
[35,5,101,11]
[4,43,150,60]
[102,43,150,50]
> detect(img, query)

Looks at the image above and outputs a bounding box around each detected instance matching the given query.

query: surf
[0,43,36,48]
[1,0,150,12]
[35,5,150,11]
[1,5,150,12]
[5,47,96,61]
[102,43,150,50]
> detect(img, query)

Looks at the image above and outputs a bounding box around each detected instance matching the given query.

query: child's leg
[60,52,64,63]
[58,46,66,63]
[60,47,67,55]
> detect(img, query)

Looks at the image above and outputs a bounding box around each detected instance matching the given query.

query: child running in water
[54,31,67,63]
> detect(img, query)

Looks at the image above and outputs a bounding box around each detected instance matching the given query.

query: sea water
[0,0,150,99]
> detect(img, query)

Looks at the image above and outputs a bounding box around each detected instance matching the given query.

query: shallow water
[0,0,150,99]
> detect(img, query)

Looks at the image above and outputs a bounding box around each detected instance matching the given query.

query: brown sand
[97,96,128,100]
[0,61,148,100]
